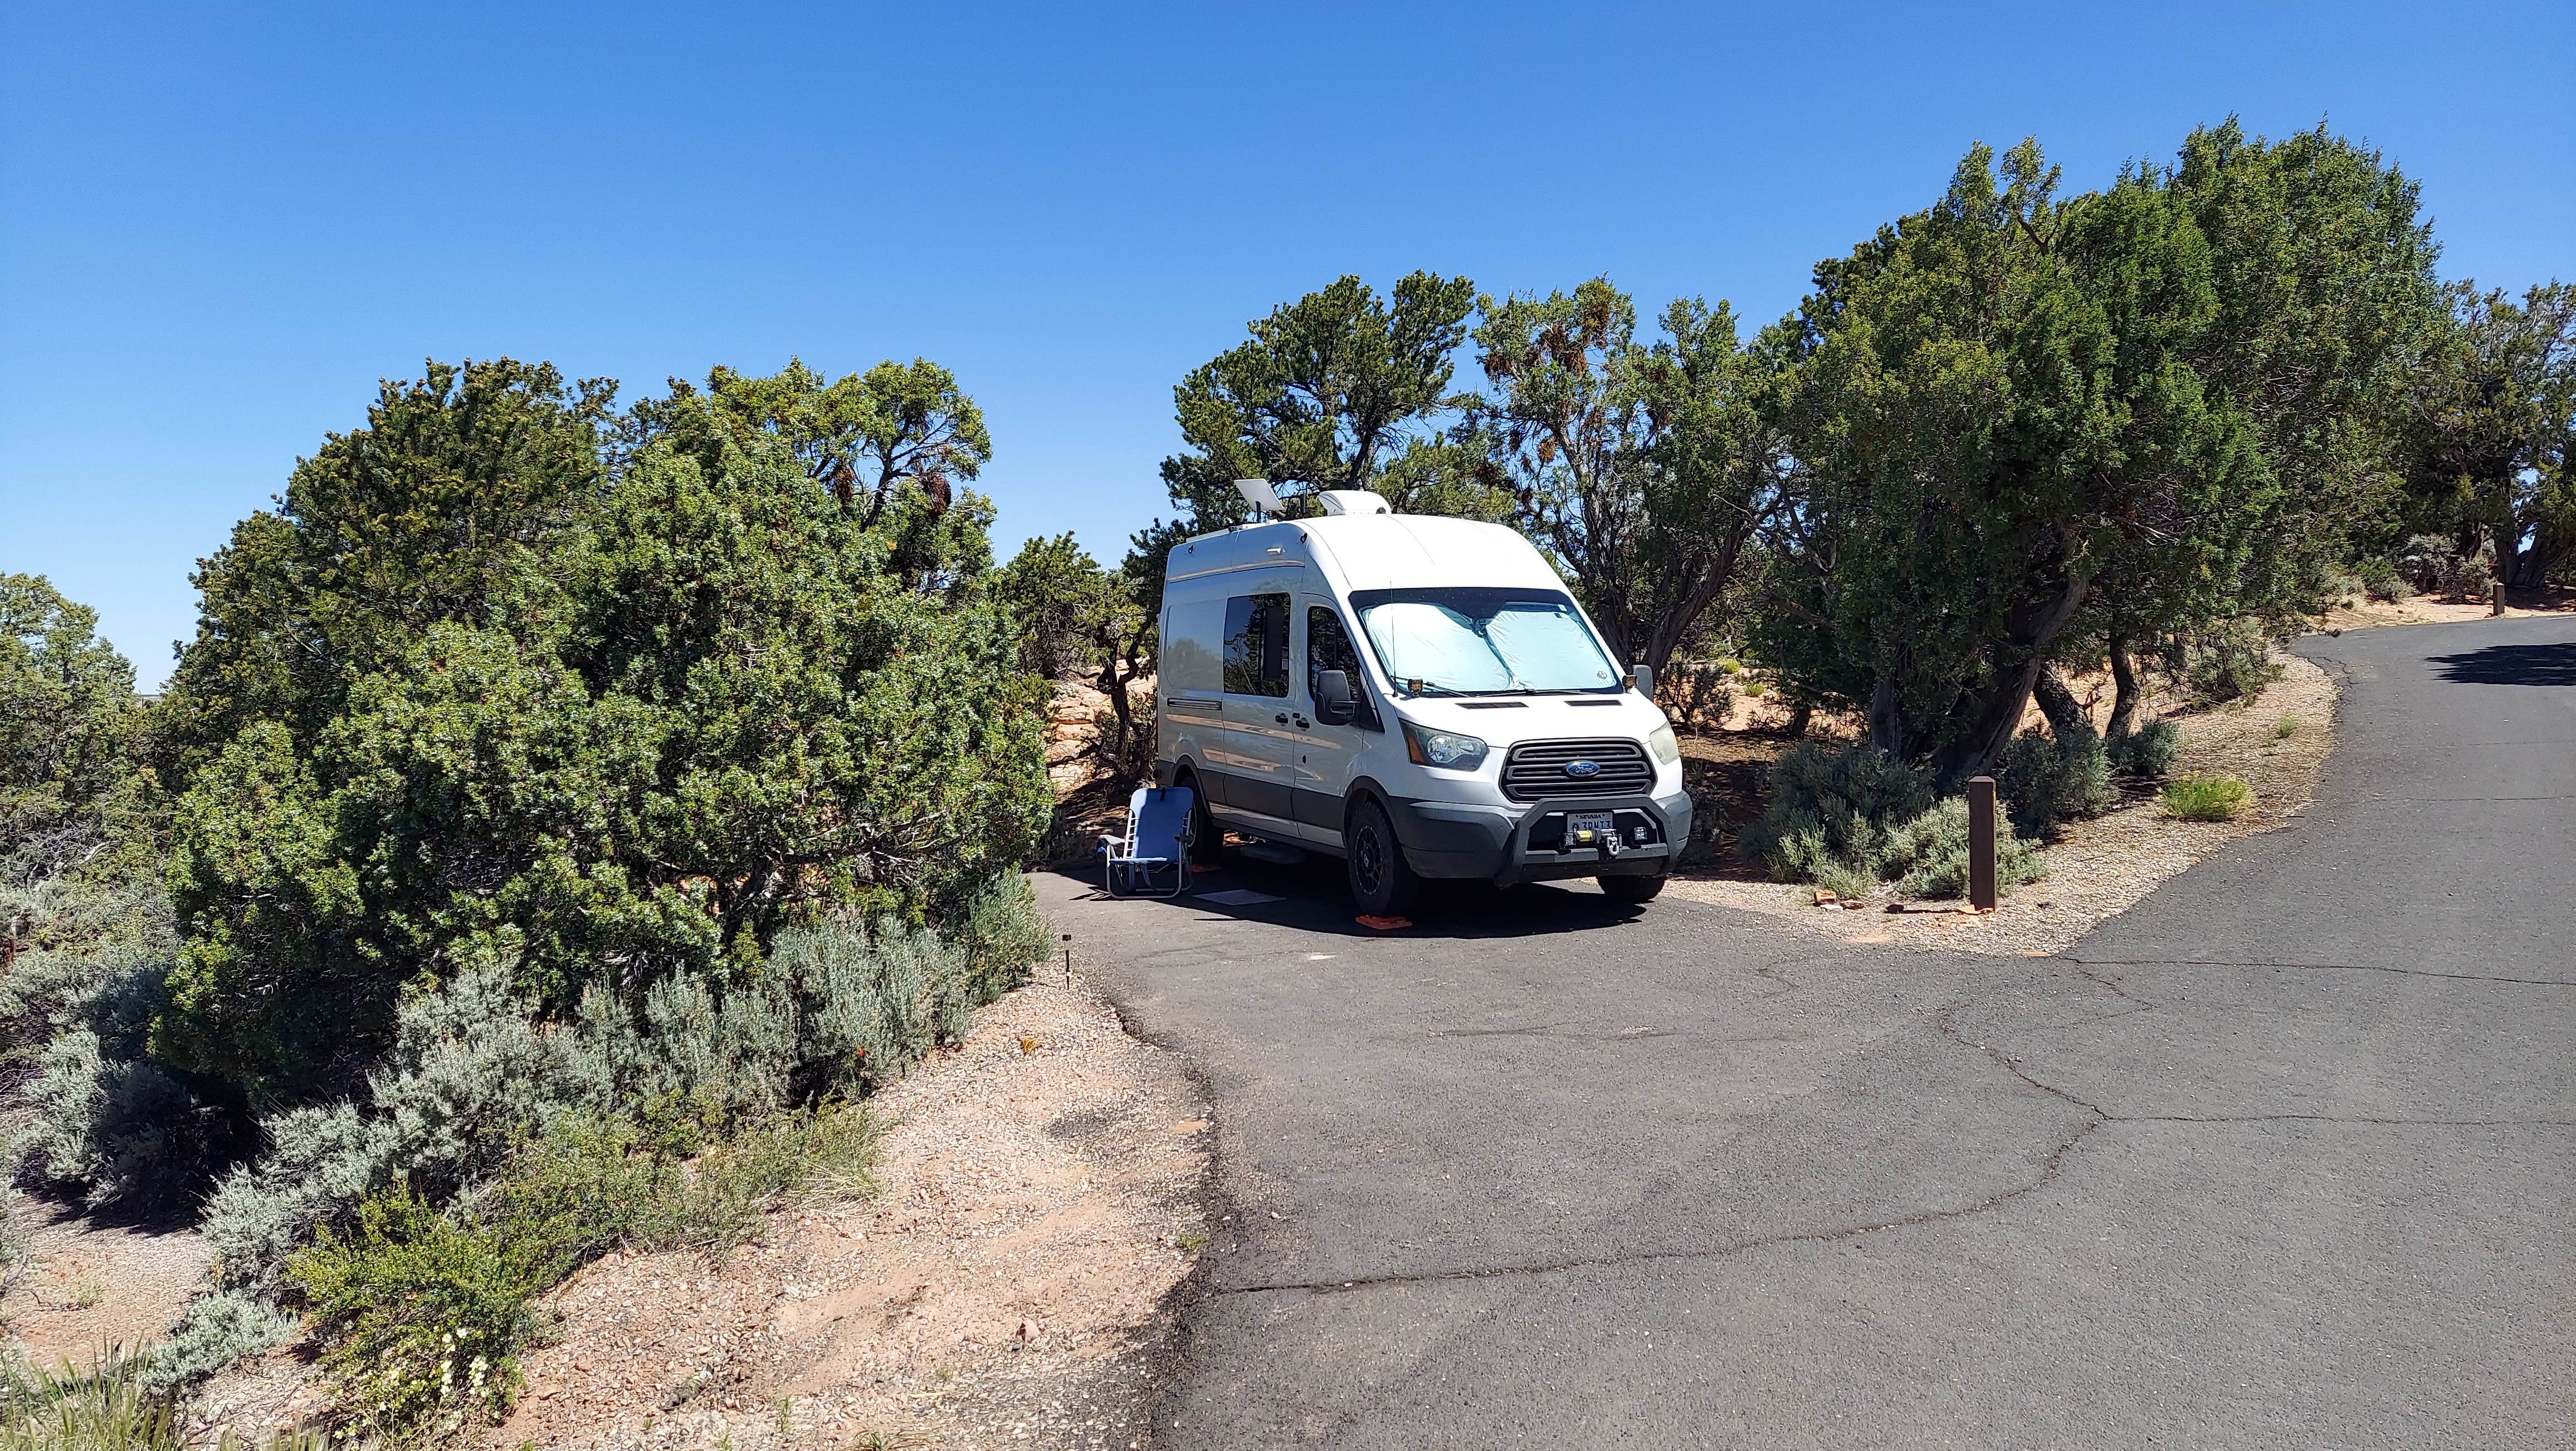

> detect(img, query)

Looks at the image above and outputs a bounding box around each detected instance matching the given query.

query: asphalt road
[1040,616,2574,1449]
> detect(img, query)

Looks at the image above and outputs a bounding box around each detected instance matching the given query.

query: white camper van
[1156,488,1690,914]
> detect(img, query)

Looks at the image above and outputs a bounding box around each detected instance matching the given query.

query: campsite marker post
[1968,776,1998,912]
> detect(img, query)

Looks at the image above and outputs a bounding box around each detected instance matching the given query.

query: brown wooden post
[2491,581,2506,616]
[1967,776,1998,912]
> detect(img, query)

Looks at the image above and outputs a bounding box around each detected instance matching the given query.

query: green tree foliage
[2167,119,2445,587]
[1,576,144,895]
[1152,272,1504,534]
[149,362,1048,1112]
[150,362,615,791]
[1754,123,2446,771]
[620,357,997,591]
[1760,142,2267,781]
[1468,279,1783,673]
[2399,282,2576,587]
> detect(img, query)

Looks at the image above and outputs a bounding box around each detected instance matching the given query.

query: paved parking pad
[1042,616,2576,1448]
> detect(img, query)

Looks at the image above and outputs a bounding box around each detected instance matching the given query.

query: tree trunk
[1925,567,2092,786]
[1866,675,1905,759]
[2507,527,2543,590]
[1094,659,1134,771]
[2032,666,2089,741]
[2105,633,2141,741]
[1929,654,2047,788]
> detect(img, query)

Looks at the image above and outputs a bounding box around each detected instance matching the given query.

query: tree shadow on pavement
[2429,641,2576,687]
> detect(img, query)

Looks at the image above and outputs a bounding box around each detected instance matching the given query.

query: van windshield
[1350,588,1621,696]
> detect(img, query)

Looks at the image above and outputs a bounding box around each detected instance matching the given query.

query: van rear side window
[1223,593,1290,697]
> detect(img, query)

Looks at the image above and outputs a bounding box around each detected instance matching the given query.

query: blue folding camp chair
[1100,785,1196,898]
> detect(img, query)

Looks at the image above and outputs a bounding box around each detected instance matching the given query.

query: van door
[1207,588,1300,835]
[1291,600,1379,848]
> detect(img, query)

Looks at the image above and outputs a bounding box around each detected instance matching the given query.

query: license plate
[1565,811,1614,848]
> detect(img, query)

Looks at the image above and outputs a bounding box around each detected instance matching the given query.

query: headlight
[1648,724,1681,765]
[1403,722,1489,771]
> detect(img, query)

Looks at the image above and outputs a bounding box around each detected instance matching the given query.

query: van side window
[1306,606,1380,729]
[1222,593,1290,697]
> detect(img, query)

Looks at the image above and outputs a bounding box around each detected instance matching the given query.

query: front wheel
[1598,872,1666,904]
[1344,799,1419,916]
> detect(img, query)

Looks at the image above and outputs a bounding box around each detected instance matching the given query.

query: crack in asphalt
[1211,989,2573,1302]
[1426,1024,1682,1042]
[1212,1001,2105,1300]
[2065,954,2574,987]
[1211,1124,2098,1298]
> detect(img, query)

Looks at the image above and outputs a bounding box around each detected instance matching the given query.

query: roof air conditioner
[1317,489,1391,517]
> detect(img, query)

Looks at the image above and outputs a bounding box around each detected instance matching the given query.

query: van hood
[1390,692,1671,749]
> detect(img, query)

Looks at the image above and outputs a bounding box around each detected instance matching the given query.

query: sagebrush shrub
[1742,742,1930,884]
[153,874,1051,1398]
[1877,797,2047,899]
[8,879,241,1212]
[367,969,596,1201]
[2455,549,2495,597]
[2352,555,2408,602]
[1996,724,2115,839]
[144,1291,299,1398]
[772,921,931,1097]
[2107,719,2182,780]
[1811,859,1877,902]
[199,1103,391,1301]
[0,1174,29,1301]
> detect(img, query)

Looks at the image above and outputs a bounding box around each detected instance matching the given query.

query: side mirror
[1631,663,1655,700]
[1315,669,1355,725]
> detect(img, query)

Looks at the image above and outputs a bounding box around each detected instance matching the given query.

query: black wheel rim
[1353,823,1384,895]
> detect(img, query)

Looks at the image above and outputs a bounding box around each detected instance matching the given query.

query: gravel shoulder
[1,1201,207,1367]
[1666,649,2340,956]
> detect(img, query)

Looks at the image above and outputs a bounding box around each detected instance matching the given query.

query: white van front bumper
[1388,789,1692,886]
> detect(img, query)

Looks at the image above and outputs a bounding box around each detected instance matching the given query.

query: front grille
[1500,738,1655,801]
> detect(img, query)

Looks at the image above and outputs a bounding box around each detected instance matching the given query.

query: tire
[1177,770,1222,866]
[1597,872,1666,904]
[1344,798,1419,916]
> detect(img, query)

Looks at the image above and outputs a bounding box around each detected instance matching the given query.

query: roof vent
[1317,489,1391,517]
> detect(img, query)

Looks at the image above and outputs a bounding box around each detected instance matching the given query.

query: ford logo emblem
[1563,759,1603,778]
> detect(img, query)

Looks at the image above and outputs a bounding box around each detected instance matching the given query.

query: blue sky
[4,1,2569,687]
